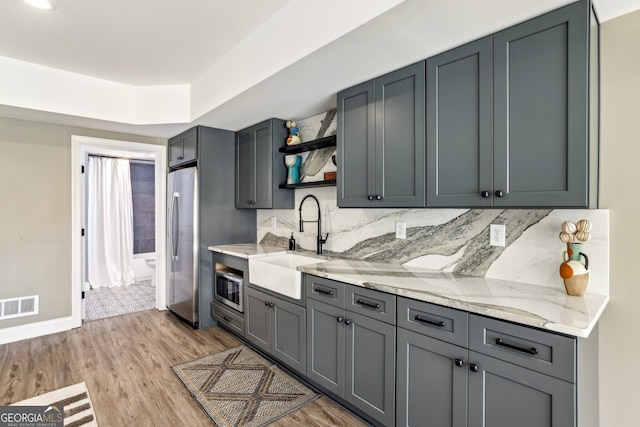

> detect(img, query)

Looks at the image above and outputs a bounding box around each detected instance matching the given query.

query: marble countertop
[208,244,287,259]
[208,244,607,337]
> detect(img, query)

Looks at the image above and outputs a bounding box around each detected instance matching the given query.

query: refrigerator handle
[171,192,179,261]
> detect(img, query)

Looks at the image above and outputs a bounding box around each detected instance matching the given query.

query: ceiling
[0,0,638,138]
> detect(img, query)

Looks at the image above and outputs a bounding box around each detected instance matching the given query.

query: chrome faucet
[299,194,329,254]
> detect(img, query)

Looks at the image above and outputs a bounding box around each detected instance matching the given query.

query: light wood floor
[0,309,366,427]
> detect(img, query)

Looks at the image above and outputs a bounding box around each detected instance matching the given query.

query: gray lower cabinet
[426,0,596,208]
[307,294,396,426]
[396,328,467,427]
[245,286,306,375]
[235,119,292,209]
[467,351,574,427]
[397,298,588,427]
[337,61,425,208]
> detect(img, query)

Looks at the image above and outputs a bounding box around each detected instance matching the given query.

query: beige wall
[0,117,165,329]
[599,10,640,426]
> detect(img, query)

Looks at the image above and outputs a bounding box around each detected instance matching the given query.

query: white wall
[598,9,640,426]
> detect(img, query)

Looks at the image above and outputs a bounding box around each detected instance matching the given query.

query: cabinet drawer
[469,314,575,383]
[397,297,468,347]
[305,275,345,308]
[347,285,396,325]
[211,302,244,336]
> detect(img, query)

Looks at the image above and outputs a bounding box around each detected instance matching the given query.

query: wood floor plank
[0,309,366,426]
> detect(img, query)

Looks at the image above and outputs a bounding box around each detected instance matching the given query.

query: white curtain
[88,156,135,288]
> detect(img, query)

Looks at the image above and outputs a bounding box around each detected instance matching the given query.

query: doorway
[71,135,167,327]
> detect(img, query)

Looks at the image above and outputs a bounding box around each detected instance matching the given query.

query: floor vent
[0,295,39,320]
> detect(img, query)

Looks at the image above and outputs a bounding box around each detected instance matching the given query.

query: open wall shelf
[278,135,336,154]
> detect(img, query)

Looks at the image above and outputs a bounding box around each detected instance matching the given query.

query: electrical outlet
[271,216,277,229]
[395,221,407,239]
[490,224,506,247]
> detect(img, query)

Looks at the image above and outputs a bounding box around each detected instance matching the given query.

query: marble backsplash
[257,186,610,296]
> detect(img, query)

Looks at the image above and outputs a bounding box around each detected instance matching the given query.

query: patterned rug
[172,346,319,427]
[10,381,98,426]
[85,280,155,321]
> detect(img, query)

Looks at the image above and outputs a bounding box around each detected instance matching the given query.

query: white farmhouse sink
[248,253,325,299]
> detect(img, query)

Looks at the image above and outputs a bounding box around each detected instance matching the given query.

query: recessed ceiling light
[23,0,55,10]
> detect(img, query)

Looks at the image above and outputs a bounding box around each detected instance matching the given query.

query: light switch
[396,221,406,239]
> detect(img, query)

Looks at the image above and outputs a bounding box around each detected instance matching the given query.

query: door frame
[71,135,167,327]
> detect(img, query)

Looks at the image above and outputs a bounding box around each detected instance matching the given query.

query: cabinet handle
[357,299,380,310]
[337,317,344,323]
[454,359,464,367]
[481,191,490,198]
[495,338,538,355]
[495,190,504,197]
[344,319,352,326]
[314,287,334,296]
[375,195,382,200]
[264,301,269,306]
[268,302,275,308]
[469,363,479,373]
[367,195,374,201]
[221,315,230,322]
[414,315,445,328]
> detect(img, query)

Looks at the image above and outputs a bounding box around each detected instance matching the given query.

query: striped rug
[11,381,98,426]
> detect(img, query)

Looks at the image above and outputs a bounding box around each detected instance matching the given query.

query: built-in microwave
[214,270,244,313]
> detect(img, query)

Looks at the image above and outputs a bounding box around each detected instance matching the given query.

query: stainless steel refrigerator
[166,126,257,328]
[167,166,198,324]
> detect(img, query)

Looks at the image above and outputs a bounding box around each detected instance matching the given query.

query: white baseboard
[0,316,76,345]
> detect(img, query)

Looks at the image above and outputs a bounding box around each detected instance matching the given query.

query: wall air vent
[0,295,39,320]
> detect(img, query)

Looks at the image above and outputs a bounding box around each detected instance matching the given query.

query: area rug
[172,346,319,427]
[11,381,98,426]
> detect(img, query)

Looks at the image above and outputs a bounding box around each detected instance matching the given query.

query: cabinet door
[396,328,468,427]
[306,299,346,397]
[337,80,376,208]
[427,37,493,207]
[345,311,396,427]
[168,135,183,168]
[252,121,273,209]
[180,127,198,164]
[245,288,271,352]
[468,351,575,427]
[375,62,426,208]
[235,131,254,208]
[272,297,306,376]
[493,0,588,207]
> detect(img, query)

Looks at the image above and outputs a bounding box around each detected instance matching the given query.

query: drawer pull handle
[357,299,380,309]
[221,315,230,322]
[495,338,538,355]
[415,315,445,328]
[315,287,334,296]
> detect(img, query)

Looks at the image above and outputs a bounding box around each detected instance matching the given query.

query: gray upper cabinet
[427,0,595,208]
[169,127,198,168]
[338,62,426,208]
[426,37,493,207]
[493,0,590,207]
[235,119,293,209]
